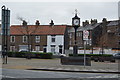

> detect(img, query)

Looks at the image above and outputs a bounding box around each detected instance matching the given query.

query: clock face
[74,19,79,26]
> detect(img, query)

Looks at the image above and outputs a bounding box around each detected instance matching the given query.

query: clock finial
[75,9,77,14]
[75,9,78,16]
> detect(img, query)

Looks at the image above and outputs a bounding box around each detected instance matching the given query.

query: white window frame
[10,36,15,43]
[51,35,56,42]
[51,45,55,53]
[10,46,15,52]
[23,36,27,43]
[35,36,40,43]
[35,45,40,52]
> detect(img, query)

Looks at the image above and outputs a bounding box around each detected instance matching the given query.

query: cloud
[0,2,118,25]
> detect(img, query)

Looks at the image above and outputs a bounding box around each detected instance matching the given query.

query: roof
[10,25,67,35]
[80,23,101,31]
[107,20,119,27]
[69,23,101,32]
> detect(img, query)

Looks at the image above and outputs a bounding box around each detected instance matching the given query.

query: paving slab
[2,57,120,73]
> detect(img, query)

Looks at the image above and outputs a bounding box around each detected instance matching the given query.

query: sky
[0,0,119,25]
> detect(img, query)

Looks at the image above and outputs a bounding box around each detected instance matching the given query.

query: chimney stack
[49,20,54,26]
[22,20,27,26]
[82,20,89,27]
[102,18,107,23]
[91,19,97,24]
[35,20,40,26]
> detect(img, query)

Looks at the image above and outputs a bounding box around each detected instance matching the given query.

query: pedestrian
[2,50,6,64]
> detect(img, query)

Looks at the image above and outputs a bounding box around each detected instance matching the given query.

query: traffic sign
[83,30,89,40]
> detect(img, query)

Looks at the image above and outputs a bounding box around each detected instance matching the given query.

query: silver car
[113,53,120,59]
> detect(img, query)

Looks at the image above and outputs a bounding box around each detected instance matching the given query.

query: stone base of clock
[60,56,91,66]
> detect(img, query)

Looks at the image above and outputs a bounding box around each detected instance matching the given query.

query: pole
[2,6,7,64]
[27,34,31,59]
[73,28,78,57]
[84,40,86,68]
[5,8,9,64]
[2,6,10,64]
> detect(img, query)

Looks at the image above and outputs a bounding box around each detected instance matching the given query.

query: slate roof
[10,25,67,35]
[107,20,119,27]
[69,23,101,32]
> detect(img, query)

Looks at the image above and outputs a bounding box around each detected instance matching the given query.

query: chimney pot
[22,20,27,26]
[35,20,40,25]
[49,20,54,26]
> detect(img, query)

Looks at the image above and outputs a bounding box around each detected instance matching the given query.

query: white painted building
[47,35,64,53]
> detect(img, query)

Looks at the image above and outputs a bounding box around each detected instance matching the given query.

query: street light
[72,9,80,56]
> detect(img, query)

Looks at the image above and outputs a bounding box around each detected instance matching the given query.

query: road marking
[2,75,16,78]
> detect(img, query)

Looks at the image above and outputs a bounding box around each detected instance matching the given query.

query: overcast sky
[0,0,119,25]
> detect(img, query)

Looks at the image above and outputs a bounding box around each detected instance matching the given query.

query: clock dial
[74,19,79,25]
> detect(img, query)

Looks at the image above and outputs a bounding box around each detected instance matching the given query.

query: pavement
[1,57,120,73]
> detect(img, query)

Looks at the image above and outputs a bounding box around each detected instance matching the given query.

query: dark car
[113,53,120,59]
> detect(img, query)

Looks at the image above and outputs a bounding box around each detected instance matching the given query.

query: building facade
[9,20,69,54]
[100,20,120,49]
[68,18,120,50]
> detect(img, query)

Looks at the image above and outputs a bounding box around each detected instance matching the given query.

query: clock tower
[72,9,80,56]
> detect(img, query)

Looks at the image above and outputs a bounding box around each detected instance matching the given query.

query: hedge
[69,54,113,57]
[7,52,53,59]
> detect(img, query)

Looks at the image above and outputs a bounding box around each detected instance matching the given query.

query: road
[1,68,119,80]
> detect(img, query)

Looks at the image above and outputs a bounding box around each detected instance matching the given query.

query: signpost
[1,5,10,64]
[83,30,89,68]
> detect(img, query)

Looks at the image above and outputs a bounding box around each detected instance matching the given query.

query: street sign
[83,30,89,40]
[1,5,10,64]
[83,30,89,68]
[2,9,10,35]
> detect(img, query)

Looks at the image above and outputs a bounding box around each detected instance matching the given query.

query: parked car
[113,53,120,59]
[52,52,66,58]
[19,49,28,52]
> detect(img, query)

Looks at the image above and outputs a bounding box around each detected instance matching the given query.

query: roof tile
[10,25,66,35]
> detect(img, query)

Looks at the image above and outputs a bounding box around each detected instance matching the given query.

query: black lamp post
[72,11,80,56]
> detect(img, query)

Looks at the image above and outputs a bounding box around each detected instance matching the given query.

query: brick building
[100,19,120,49]
[9,20,69,54]
[68,18,120,50]
[68,19,102,49]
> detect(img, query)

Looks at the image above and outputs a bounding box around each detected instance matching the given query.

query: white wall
[47,35,64,53]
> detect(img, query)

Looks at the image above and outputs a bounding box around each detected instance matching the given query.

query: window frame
[35,36,40,43]
[51,35,56,42]
[10,46,15,52]
[35,45,40,52]
[10,36,15,43]
[51,45,55,53]
[23,36,27,43]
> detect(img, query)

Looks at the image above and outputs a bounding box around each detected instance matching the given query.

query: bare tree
[16,16,39,59]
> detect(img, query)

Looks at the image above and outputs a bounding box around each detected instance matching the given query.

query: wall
[9,35,47,52]
[47,35,64,53]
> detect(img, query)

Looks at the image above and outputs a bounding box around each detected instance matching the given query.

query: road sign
[83,30,89,40]
[2,8,10,35]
